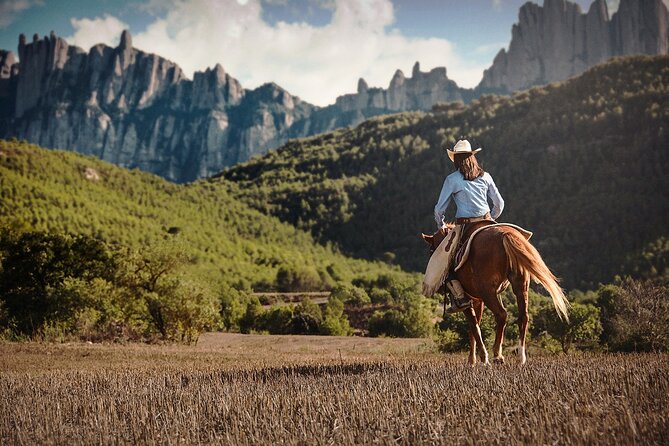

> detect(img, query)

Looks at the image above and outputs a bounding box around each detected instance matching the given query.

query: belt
[455,212,491,225]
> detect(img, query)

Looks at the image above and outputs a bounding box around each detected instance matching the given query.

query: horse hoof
[493,357,505,365]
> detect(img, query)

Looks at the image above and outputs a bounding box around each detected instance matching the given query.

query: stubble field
[1,333,667,445]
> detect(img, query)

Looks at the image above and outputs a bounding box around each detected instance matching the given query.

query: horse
[421,222,569,365]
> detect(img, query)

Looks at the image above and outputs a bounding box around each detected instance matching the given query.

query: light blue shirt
[434,171,504,227]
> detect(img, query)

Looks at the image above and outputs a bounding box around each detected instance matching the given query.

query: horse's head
[420,222,455,254]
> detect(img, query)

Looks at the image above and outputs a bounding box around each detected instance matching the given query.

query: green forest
[0,139,410,291]
[0,56,667,350]
[0,139,423,342]
[222,55,669,290]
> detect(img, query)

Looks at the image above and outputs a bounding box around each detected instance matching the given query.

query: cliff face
[0,32,470,181]
[0,31,315,182]
[290,62,474,136]
[478,0,669,93]
[1,0,667,182]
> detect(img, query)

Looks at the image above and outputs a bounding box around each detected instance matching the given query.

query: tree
[320,297,352,336]
[534,303,602,353]
[331,284,370,305]
[239,296,263,334]
[291,298,323,334]
[0,231,113,335]
[259,305,294,334]
[368,296,433,338]
[276,265,323,292]
[598,280,669,352]
[219,286,251,332]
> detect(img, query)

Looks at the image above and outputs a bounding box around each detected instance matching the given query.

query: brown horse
[421,222,569,365]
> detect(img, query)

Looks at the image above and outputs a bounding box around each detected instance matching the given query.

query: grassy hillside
[0,139,412,291]
[221,56,669,289]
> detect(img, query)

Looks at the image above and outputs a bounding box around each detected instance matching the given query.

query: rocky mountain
[0,28,472,181]
[0,31,315,182]
[478,0,669,93]
[296,62,475,133]
[1,0,667,181]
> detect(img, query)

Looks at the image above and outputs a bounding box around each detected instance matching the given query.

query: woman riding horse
[423,139,504,312]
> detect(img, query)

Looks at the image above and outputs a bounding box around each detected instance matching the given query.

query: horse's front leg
[464,306,488,365]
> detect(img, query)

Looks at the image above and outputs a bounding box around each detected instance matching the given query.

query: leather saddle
[453,220,496,272]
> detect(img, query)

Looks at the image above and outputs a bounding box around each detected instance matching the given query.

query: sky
[0,0,651,106]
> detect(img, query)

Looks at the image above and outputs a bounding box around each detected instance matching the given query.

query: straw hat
[447,139,482,162]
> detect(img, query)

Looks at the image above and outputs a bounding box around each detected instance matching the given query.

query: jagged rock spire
[412,61,420,77]
[119,30,132,50]
[357,77,368,94]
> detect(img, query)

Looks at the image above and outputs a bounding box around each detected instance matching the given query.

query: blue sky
[0,0,626,105]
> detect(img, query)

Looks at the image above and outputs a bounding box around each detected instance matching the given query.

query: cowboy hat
[447,139,482,162]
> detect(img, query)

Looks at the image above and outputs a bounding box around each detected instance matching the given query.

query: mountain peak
[357,77,368,94]
[119,30,132,50]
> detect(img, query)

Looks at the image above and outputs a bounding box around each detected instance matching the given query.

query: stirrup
[446,296,472,313]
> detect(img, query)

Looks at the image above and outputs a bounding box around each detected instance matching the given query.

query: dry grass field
[1,334,667,445]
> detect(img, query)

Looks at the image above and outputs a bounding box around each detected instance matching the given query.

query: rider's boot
[446,279,472,313]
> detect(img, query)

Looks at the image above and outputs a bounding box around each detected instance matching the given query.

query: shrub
[368,310,406,337]
[291,299,323,335]
[368,297,433,338]
[320,297,352,336]
[220,286,253,332]
[0,231,114,335]
[276,266,322,292]
[239,296,263,334]
[598,280,669,352]
[434,329,460,353]
[369,287,394,304]
[533,303,602,353]
[259,305,294,334]
[331,284,371,305]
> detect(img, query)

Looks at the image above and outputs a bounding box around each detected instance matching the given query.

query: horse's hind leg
[467,300,484,365]
[465,306,488,365]
[511,274,530,364]
[484,291,507,364]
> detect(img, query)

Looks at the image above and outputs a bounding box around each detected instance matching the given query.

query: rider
[423,139,504,312]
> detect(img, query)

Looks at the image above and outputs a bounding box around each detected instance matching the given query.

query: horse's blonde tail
[502,231,570,321]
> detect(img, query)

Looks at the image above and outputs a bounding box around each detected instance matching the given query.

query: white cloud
[119,0,488,106]
[0,0,42,29]
[474,42,506,56]
[65,14,129,50]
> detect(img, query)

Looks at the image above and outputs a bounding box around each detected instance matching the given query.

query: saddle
[453,222,533,272]
[453,220,496,271]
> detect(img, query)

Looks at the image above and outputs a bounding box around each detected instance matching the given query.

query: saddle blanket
[453,223,533,272]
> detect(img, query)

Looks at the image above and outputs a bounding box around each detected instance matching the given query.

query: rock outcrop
[1,0,667,182]
[0,31,314,182]
[478,0,669,93]
[297,61,474,134]
[0,50,17,117]
[0,32,471,181]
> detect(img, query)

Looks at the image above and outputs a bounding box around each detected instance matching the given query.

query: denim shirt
[434,171,504,228]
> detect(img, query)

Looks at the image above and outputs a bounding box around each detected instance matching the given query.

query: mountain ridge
[220,55,669,289]
[479,0,669,92]
[0,0,667,182]
[0,138,411,291]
